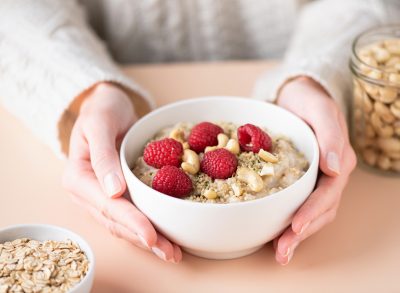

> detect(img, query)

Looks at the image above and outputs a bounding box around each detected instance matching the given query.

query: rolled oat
[0,239,89,293]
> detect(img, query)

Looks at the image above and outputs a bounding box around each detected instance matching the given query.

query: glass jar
[350,25,400,173]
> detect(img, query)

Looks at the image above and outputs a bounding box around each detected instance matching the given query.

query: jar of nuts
[350,25,400,173]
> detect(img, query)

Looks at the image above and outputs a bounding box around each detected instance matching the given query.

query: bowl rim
[0,223,95,291]
[121,96,319,208]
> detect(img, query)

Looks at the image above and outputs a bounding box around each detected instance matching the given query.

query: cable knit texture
[0,0,398,156]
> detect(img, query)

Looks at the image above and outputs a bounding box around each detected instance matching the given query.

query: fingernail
[327,152,341,175]
[282,249,294,266]
[283,246,291,257]
[138,234,149,249]
[282,242,299,266]
[297,221,310,236]
[152,247,167,261]
[104,172,122,197]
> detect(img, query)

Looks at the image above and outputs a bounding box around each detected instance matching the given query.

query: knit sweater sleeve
[0,0,155,157]
[252,0,395,114]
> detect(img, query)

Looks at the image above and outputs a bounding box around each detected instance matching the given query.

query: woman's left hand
[274,76,357,265]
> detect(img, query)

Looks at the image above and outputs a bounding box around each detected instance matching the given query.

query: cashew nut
[203,189,218,199]
[363,93,374,113]
[225,139,240,155]
[387,151,400,160]
[386,56,400,67]
[367,70,382,80]
[204,146,218,153]
[377,154,391,171]
[379,87,397,104]
[390,100,400,119]
[259,164,275,176]
[230,131,238,140]
[182,142,190,150]
[373,47,391,63]
[362,148,378,167]
[181,149,200,175]
[364,84,379,98]
[353,39,400,173]
[231,183,243,197]
[377,125,394,138]
[205,133,229,152]
[217,133,229,147]
[204,133,240,155]
[169,128,185,143]
[370,112,384,132]
[365,124,376,138]
[258,149,278,163]
[378,138,400,153]
[374,102,396,124]
[236,167,263,192]
[384,40,400,55]
[389,73,400,84]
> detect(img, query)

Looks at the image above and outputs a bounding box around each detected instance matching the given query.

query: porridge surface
[133,122,308,203]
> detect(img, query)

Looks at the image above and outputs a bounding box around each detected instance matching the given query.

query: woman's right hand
[62,82,182,263]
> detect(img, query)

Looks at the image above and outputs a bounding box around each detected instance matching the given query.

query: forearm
[0,0,154,157]
[253,0,395,114]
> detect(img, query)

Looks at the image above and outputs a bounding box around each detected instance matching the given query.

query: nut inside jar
[351,27,400,173]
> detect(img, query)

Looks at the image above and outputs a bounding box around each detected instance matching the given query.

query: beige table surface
[1,61,400,293]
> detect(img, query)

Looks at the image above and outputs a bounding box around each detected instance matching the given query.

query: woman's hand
[62,82,182,263]
[274,77,357,265]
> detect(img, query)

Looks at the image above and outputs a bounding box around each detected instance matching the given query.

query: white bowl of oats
[121,96,319,260]
[0,224,94,293]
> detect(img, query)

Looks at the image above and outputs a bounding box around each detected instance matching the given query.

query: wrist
[277,76,330,107]
[80,82,134,115]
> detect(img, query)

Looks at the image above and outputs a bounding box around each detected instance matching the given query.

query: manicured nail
[152,247,167,261]
[283,246,291,257]
[103,172,122,197]
[297,221,310,236]
[282,249,294,266]
[281,242,299,266]
[327,152,341,175]
[137,234,149,249]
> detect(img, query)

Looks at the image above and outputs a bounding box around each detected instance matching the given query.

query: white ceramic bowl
[121,96,319,260]
[0,224,95,293]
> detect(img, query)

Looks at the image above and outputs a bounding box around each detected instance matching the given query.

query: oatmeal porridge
[132,122,309,203]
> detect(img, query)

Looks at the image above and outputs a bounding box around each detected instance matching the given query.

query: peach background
[1,61,399,292]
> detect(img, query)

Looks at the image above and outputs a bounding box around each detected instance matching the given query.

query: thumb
[85,117,127,198]
[308,106,345,177]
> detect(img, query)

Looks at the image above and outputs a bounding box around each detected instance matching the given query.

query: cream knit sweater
[0,0,398,157]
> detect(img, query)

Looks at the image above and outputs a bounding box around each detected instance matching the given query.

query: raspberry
[152,166,193,197]
[188,122,224,153]
[237,124,272,153]
[143,138,183,168]
[200,149,238,179]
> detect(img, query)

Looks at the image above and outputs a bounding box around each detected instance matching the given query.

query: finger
[290,175,344,234]
[65,165,182,263]
[275,207,338,265]
[75,190,181,263]
[172,243,183,263]
[83,115,126,198]
[305,99,345,177]
[63,163,157,248]
[68,120,91,162]
[151,233,178,263]
[83,201,150,250]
